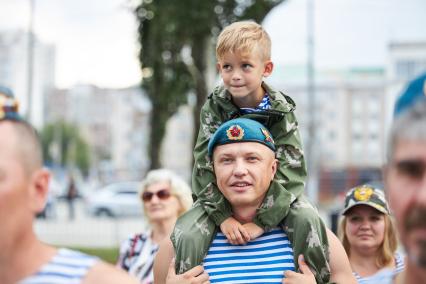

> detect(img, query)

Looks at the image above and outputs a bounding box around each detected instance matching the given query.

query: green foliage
[40,120,91,176]
[69,247,118,264]
[135,0,285,169]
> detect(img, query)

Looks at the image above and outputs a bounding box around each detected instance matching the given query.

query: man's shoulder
[84,261,139,284]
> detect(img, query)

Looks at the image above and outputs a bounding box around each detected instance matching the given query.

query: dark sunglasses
[142,189,171,202]
[393,159,426,181]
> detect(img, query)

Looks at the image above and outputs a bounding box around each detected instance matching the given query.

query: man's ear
[263,61,274,77]
[29,168,51,213]
[271,158,278,180]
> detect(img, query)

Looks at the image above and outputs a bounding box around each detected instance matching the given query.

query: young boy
[171,21,331,283]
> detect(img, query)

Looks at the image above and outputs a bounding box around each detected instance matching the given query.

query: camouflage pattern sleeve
[191,99,233,226]
[270,99,307,200]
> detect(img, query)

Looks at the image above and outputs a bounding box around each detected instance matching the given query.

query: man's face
[213,142,277,211]
[0,123,32,249]
[386,139,426,267]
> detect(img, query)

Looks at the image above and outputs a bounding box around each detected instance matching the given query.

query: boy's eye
[222,64,232,71]
[242,64,252,70]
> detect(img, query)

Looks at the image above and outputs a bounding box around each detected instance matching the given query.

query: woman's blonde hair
[216,21,271,61]
[139,169,193,216]
[338,211,398,268]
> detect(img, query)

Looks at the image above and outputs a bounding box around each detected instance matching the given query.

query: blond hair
[216,21,271,61]
[338,213,398,268]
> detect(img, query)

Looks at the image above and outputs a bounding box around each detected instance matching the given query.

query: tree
[40,120,91,176]
[135,0,285,169]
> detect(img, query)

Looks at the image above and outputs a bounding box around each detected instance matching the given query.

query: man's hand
[220,217,251,245]
[282,255,316,284]
[242,222,264,240]
[165,259,210,284]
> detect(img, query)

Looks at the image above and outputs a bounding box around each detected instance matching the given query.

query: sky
[1,0,425,88]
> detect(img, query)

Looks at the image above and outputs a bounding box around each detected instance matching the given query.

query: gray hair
[139,168,193,215]
[388,100,426,161]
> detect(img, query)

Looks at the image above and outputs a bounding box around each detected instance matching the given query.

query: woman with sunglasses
[117,169,193,284]
[338,184,404,283]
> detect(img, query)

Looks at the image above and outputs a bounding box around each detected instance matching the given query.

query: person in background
[383,73,426,283]
[66,174,78,220]
[0,90,138,284]
[117,169,193,284]
[338,184,404,283]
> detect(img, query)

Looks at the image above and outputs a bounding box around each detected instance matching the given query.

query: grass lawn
[70,247,119,264]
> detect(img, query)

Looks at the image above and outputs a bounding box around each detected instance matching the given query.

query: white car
[86,181,143,218]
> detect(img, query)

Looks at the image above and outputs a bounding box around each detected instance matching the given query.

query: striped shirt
[203,228,295,283]
[239,94,272,114]
[353,252,405,283]
[19,248,98,284]
[117,232,158,284]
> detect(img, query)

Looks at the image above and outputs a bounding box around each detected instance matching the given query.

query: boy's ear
[263,61,274,77]
[216,62,221,73]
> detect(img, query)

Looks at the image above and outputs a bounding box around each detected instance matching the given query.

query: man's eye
[247,156,258,162]
[395,160,426,180]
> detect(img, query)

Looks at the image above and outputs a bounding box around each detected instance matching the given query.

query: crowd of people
[1,19,425,284]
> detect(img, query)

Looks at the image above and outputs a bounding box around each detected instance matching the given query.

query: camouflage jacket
[192,81,307,228]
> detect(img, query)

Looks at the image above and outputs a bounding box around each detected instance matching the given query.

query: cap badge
[354,187,373,202]
[226,125,244,140]
[261,128,274,143]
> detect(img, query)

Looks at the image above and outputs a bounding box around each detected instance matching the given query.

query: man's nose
[415,175,426,204]
[233,159,248,176]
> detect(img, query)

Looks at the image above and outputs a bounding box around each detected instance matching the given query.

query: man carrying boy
[171,21,330,283]
[156,118,356,284]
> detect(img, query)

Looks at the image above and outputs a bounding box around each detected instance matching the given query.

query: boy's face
[217,48,273,108]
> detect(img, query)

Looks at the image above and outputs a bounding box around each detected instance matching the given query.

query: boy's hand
[242,222,264,240]
[220,217,251,245]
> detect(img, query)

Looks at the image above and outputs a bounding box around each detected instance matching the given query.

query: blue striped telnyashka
[203,228,295,283]
[19,248,98,284]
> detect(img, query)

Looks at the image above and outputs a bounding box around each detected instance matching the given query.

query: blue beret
[394,72,426,117]
[208,118,275,156]
[0,86,22,122]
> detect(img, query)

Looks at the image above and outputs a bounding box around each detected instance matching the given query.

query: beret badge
[261,128,274,143]
[226,125,244,140]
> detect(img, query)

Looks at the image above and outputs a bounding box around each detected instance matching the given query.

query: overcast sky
[1,0,425,88]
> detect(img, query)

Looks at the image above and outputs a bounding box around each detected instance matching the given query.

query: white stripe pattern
[203,228,295,284]
[19,248,98,284]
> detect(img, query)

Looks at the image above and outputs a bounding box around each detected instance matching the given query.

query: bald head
[0,120,43,176]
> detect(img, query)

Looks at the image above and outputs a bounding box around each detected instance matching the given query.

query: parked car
[86,181,143,218]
